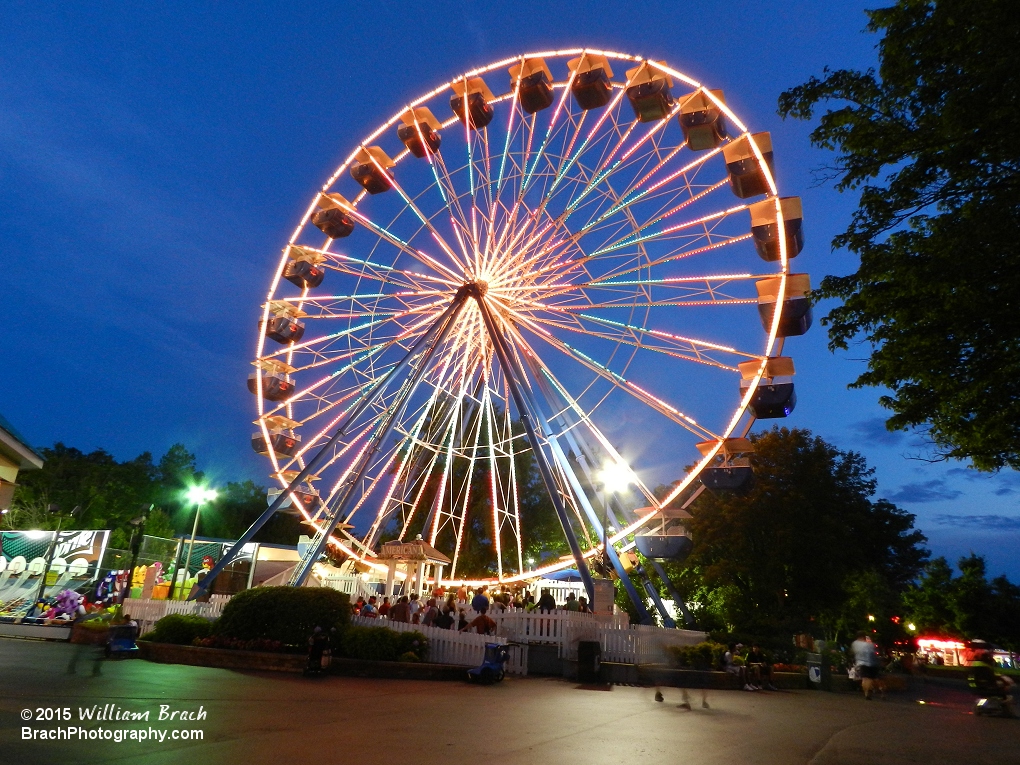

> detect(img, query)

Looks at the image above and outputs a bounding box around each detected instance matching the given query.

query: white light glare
[599,461,633,494]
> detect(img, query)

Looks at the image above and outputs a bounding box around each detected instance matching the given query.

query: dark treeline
[4,443,303,549]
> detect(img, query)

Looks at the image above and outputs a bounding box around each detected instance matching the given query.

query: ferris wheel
[205,49,810,618]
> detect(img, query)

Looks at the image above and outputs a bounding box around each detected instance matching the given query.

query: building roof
[0,412,44,470]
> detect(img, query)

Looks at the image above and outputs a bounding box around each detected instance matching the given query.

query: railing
[490,608,703,665]
[124,594,703,673]
[123,595,231,634]
[321,574,380,603]
[350,614,506,670]
[526,579,588,605]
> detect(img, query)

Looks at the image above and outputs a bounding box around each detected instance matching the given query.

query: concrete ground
[0,638,1016,765]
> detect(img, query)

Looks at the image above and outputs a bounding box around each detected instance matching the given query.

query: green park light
[186,486,218,505]
[169,485,218,601]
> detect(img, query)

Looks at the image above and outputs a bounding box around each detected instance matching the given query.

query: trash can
[806,652,831,691]
[577,640,602,683]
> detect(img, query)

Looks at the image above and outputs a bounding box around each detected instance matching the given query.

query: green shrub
[145,614,214,645]
[395,631,429,662]
[667,641,728,670]
[214,587,350,647]
[341,626,398,661]
[398,651,420,663]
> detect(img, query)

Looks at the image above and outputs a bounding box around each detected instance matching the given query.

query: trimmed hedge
[142,614,214,645]
[341,626,429,662]
[666,641,728,670]
[214,586,351,647]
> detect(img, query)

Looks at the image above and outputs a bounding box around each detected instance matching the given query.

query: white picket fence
[349,607,702,675]
[123,595,231,634]
[350,614,507,670]
[321,573,380,603]
[489,608,703,664]
[124,594,702,674]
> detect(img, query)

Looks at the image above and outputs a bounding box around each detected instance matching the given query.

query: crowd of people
[348,585,589,636]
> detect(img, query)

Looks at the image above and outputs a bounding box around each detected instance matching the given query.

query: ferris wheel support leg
[634,566,676,628]
[288,294,470,588]
[526,363,653,622]
[475,294,596,606]
[649,560,696,628]
[549,446,653,622]
[189,295,469,600]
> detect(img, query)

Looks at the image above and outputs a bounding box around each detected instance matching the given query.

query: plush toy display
[95,571,121,607]
[43,589,86,621]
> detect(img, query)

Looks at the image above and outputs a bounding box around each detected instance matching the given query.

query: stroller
[467,643,510,685]
[968,664,1015,717]
[105,622,140,659]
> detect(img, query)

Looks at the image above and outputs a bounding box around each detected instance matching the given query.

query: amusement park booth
[0,413,44,512]
[377,537,451,599]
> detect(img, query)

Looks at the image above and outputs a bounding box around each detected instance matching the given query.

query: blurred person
[851,631,884,699]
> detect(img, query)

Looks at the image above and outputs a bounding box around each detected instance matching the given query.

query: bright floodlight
[599,461,633,494]
[187,486,217,504]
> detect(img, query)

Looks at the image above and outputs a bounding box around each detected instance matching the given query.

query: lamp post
[596,461,631,549]
[595,461,632,610]
[182,486,217,597]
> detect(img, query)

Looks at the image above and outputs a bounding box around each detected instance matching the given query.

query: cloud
[946,467,1020,496]
[932,514,1020,530]
[885,480,963,504]
[850,417,906,446]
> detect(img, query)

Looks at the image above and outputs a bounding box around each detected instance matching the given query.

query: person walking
[850,631,884,700]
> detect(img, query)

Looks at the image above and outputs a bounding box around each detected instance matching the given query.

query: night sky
[4,2,1018,578]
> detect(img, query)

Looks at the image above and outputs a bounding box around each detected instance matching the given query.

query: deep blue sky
[3,2,1018,579]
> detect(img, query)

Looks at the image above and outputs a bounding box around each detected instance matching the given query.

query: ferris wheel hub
[459,280,488,300]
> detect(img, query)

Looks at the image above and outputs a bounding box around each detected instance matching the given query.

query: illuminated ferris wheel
[216,49,810,615]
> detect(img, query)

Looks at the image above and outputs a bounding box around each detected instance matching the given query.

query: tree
[9,442,208,545]
[777,0,1020,470]
[904,554,1020,649]
[10,443,158,533]
[672,427,928,637]
[201,480,307,545]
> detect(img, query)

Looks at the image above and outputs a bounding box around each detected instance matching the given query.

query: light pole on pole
[183,487,217,596]
[595,461,632,611]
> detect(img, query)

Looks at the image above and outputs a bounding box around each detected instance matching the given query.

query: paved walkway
[0,638,1015,764]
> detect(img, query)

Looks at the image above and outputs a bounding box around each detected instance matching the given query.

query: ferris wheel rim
[253,49,799,586]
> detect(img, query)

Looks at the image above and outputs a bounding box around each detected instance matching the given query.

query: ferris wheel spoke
[493,61,528,210]
[364,157,470,276]
[585,204,750,260]
[343,206,464,282]
[527,70,638,234]
[559,100,683,224]
[428,152,478,263]
[524,307,755,370]
[522,314,745,373]
[363,347,464,547]
[525,357,662,509]
[504,314,719,441]
[579,178,733,257]
[497,74,579,256]
[575,145,724,237]
[260,298,451,362]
